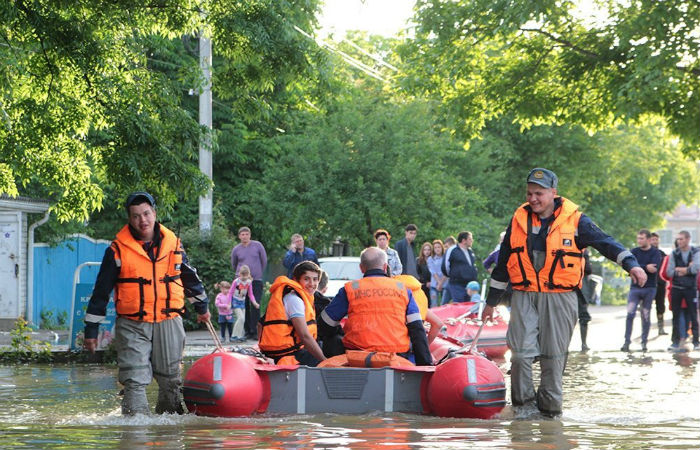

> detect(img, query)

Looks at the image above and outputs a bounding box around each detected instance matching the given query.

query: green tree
[457,117,700,243]
[400,0,700,154]
[236,94,467,255]
[1,0,323,227]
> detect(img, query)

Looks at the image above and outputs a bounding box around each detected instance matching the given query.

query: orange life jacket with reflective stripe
[342,276,411,353]
[112,224,185,322]
[259,276,317,360]
[507,197,585,292]
[394,274,428,320]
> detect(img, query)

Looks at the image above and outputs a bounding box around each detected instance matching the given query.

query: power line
[292,25,389,83]
[341,38,398,72]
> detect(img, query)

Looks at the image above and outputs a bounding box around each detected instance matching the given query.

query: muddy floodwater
[1,347,698,450]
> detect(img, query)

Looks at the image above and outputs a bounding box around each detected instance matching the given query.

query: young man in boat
[319,246,433,366]
[259,261,327,366]
[482,168,646,418]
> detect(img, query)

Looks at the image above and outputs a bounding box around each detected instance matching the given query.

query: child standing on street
[467,280,484,316]
[228,265,258,342]
[215,281,234,341]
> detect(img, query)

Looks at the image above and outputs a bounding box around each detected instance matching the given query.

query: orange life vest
[507,197,585,292]
[259,276,317,360]
[318,350,414,368]
[112,224,185,322]
[342,277,411,353]
[394,274,428,320]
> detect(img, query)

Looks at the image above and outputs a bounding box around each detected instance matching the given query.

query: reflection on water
[0,350,698,449]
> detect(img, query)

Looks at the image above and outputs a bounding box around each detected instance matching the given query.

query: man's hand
[629,266,648,287]
[481,305,495,323]
[197,310,211,323]
[645,263,657,273]
[83,338,97,354]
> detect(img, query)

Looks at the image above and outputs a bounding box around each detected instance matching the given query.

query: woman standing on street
[416,242,433,304]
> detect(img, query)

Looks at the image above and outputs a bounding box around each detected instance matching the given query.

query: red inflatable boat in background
[430,302,509,359]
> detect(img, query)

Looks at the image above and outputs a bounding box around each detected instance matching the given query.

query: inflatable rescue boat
[184,349,505,418]
[184,303,509,419]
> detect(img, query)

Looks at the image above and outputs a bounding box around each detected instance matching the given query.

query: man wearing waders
[83,192,210,415]
[481,168,646,417]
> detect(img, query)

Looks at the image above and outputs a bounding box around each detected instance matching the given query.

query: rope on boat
[204,319,225,352]
[437,321,487,364]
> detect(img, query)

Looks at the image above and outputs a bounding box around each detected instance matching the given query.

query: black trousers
[670,287,699,345]
[655,279,667,316]
[245,280,263,338]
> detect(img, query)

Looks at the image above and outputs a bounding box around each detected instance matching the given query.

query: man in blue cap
[482,168,646,418]
[83,191,210,415]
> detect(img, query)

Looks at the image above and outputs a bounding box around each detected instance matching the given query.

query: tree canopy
[3,0,699,279]
[399,0,700,154]
[1,0,323,221]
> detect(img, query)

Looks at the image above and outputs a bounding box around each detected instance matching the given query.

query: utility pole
[199,33,213,235]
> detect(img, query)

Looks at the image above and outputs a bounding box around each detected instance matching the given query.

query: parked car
[318,256,362,298]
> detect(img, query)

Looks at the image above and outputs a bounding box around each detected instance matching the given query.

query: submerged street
[0,305,698,449]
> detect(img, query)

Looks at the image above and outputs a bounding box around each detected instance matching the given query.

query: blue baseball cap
[527,168,558,189]
[467,281,480,291]
[125,191,156,209]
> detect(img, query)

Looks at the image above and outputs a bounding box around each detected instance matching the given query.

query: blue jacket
[282,247,319,278]
[442,245,478,285]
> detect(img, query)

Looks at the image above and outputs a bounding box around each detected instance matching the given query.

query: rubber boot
[122,382,150,416]
[580,323,590,352]
[658,313,668,335]
[154,376,185,415]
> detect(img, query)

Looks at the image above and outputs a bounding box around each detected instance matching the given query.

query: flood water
[0,349,698,450]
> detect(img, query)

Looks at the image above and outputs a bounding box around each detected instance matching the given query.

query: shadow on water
[1,349,699,450]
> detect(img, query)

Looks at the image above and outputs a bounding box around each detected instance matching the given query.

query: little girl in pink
[214,281,234,341]
[228,265,258,342]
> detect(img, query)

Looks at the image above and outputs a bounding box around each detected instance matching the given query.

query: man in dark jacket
[650,232,668,336]
[664,230,700,351]
[441,231,478,302]
[395,224,419,277]
[282,233,318,278]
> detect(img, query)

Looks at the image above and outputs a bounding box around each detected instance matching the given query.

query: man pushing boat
[481,168,646,418]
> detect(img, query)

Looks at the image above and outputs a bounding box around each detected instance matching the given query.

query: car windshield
[320,260,363,280]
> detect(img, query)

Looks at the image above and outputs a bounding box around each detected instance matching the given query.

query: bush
[601,283,629,306]
[39,308,69,330]
[600,261,631,306]
[0,318,53,363]
[179,219,236,330]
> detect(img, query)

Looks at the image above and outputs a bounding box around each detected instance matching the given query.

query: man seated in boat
[393,273,445,344]
[319,247,433,366]
[259,261,327,366]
